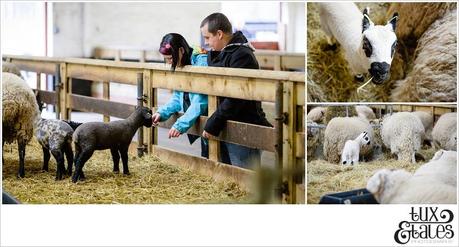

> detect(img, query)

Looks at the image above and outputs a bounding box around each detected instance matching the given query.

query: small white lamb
[340,131,371,165]
[318,3,399,84]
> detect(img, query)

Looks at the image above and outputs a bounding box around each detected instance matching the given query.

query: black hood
[221,31,254,53]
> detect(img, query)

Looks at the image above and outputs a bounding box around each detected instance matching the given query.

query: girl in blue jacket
[152,33,230,162]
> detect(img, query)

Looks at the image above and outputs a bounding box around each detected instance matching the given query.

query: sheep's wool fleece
[2,72,40,144]
[36,119,74,151]
[381,112,425,162]
[2,62,22,78]
[391,9,457,102]
[307,107,327,123]
[355,105,376,121]
[411,111,434,140]
[323,117,374,163]
[432,112,457,151]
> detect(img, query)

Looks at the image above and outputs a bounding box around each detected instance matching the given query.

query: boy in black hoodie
[200,13,272,168]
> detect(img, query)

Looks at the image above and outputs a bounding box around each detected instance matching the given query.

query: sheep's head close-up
[137,106,153,127]
[361,8,399,85]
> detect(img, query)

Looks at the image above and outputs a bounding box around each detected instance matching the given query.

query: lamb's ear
[362,7,374,33]
[386,12,399,32]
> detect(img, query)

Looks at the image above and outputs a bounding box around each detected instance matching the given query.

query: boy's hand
[168,128,181,138]
[202,130,216,139]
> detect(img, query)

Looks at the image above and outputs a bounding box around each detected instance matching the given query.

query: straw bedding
[307,146,438,203]
[2,138,248,204]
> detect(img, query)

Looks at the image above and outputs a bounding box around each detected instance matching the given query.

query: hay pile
[307,2,390,102]
[2,139,249,204]
[307,146,438,203]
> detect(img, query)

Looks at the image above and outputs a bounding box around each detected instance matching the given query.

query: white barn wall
[53,2,220,58]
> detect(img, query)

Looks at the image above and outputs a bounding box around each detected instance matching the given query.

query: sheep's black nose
[369,62,390,84]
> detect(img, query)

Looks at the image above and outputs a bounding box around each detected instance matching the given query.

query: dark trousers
[200,138,231,165]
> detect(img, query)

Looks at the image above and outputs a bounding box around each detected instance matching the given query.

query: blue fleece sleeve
[156,91,182,121]
[172,93,208,133]
[191,54,208,67]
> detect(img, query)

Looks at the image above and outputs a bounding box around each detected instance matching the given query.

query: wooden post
[36,72,41,90]
[208,96,220,162]
[152,86,158,147]
[67,77,72,120]
[137,73,145,157]
[283,81,297,204]
[60,63,69,120]
[143,69,153,153]
[103,81,110,122]
[274,82,284,201]
[54,64,61,120]
[141,50,146,63]
[274,56,281,71]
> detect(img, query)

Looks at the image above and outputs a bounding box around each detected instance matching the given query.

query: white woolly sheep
[323,117,374,163]
[35,119,82,180]
[2,72,40,178]
[432,112,457,151]
[340,131,371,165]
[307,107,327,123]
[415,149,457,187]
[367,150,457,204]
[411,111,433,144]
[381,112,424,163]
[390,9,457,102]
[2,62,22,78]
[355,105,376,121]
[318,3,399,84]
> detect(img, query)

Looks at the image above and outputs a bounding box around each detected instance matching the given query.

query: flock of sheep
[2,62,153,183]
[307,105,457,204]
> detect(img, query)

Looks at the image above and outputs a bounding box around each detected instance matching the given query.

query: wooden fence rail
[4,54,305,204]
[93,47,305,71]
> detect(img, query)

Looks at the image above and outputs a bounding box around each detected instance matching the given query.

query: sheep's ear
[362,7,374,33]
[386,12,399,32]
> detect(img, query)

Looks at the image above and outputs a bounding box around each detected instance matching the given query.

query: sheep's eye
[391,41,397,57]
[363,37,372,57]
[365,137,369,141]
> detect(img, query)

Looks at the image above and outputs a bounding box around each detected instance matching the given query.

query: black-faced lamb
[35,119,82,180]
[2,72,40,178]
[318,3,399,84]
[366,150,457,204]
[71,106,153,183]
[380,112,424,163]
[340,131,371,165]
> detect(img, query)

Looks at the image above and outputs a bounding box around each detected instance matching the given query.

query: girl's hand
[168,128,181,138]
[152,113,161,126]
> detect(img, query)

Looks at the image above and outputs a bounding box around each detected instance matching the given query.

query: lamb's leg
[17,140,26,178]
[51,149,65,180]
[42,147,50,172]
[110,148,120,174]
[64,142,73,176]
[120,147,130,175]
[72,149,93,183]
